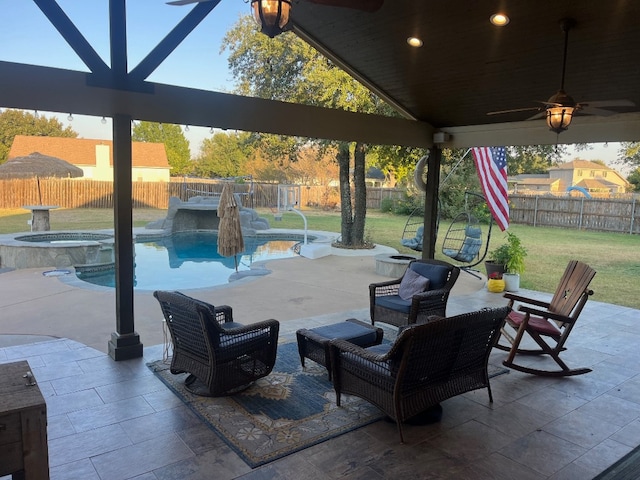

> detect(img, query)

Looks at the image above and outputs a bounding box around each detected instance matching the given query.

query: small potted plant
[487,232,527,292]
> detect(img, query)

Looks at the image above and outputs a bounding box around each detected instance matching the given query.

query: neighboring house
[365,167,394,188]
[511,175,563,194]
[511,159,629,196]
[549,159,629,195]
[8,135,171,182]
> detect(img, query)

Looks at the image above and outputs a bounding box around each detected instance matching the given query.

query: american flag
[472,146,509,231]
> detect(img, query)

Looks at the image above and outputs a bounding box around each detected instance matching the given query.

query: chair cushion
[507,311,562,338]
[398,268,430,300]
[375,294,412,313]
[220,322,245,331]
[310,321,380,347]
[460,237,482,257]
[465,225,482,238]
[409,262,450,290]
[217,329,272,363]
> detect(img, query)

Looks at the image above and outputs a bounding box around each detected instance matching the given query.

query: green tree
[620,142,640,168]
[132,121,192,176]
[627,167,640,192]
[194,131,252,178]
[0,109,77,164]
[222,16,399,247]
[506,145,566,174]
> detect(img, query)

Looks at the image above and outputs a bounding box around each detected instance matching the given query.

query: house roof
[576,178,620,189]
[514,177,559,186]
[9,136,169,169]
[549,159,612,171]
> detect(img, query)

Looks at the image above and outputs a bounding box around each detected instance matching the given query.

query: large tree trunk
[337,143,353,245]
[352,142,367,246]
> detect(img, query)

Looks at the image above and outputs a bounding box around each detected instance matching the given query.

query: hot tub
[0,232,114,269]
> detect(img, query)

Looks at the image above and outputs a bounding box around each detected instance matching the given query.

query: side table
[0,360,49,480]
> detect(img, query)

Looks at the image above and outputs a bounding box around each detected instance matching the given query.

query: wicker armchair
[330,306,510,443]
[369,259,460,328]
[154,290,279,396]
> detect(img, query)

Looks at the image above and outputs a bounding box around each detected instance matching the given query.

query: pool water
[75,231,301,290]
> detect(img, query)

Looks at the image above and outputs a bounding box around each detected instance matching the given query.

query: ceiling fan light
[251,0,291,38]
[546,105,575,134]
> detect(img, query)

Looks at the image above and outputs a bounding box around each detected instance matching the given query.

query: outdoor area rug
[148,342,510,468]
[148,342,385,467]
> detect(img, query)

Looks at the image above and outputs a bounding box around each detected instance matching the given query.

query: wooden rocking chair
[495,260,596,377]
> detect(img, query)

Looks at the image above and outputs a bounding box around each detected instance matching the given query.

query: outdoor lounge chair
[154,290,279,396]
[495,260,596,377]
[369,259,460,328]
[330,306,511,443]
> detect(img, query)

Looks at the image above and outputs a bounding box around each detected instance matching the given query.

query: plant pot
[487,278,505,293]
[503,273,520,292]
[485,261,505,279]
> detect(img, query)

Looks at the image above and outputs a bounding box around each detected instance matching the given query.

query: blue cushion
[366,343,392,355]
[409,262,450,290]
[456,237,482,262]
[310,321,379,347]
[465,225,482,238]
[375,294,411,313]
[221,321,245,330]
[217,330,272,363]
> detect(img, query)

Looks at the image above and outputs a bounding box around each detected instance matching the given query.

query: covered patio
[1,1,640,478]
[1,0,638,358]
[1,251,639,478]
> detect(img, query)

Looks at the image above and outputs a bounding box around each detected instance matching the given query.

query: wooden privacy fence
[0,178,405,211]
[509,194,639,234]
[1,178,637,234]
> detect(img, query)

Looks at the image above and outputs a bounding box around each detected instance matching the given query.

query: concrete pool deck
[0,240,488,353]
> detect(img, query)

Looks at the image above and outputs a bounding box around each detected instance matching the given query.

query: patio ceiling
[0,1,638,149]
[288,0,640,147]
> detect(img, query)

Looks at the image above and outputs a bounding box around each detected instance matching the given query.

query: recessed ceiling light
[490,13,510,26]
[407,37,423,47]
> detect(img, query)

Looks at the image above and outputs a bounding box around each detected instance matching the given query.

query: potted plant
[487,232,527,292]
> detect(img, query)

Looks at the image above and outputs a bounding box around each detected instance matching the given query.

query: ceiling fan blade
[578,106,620,117]
[526,111,546,121]
[306,0,383,12]
[579,99,636,108]
[487,107,542,116]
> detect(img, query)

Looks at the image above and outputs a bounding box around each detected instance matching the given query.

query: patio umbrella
[0,152,84,179]
[217,182,244,271]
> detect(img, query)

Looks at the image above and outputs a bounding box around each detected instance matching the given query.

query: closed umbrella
[217,182,244,271]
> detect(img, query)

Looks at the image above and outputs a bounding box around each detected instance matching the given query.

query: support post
[108,113,143,360]
[422,146,441,259]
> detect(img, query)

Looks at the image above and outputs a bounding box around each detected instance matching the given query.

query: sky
[0,0,630,174]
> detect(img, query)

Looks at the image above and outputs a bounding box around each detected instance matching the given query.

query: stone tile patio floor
[1,254,640,479]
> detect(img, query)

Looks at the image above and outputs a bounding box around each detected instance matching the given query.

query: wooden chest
[0,360,49,479]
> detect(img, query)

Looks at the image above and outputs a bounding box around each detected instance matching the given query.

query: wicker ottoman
[296,318,384,379]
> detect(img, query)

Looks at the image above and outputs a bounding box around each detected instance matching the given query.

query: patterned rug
[148,342,509,468]
[148,342,384,467]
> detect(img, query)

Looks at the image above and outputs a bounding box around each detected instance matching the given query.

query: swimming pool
[75,231,304,290]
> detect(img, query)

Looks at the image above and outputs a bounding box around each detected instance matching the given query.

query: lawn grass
[2,207,639,310]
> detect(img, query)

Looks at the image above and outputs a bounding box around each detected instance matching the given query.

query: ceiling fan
[167,0,383,13]
[487,18,635,133]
